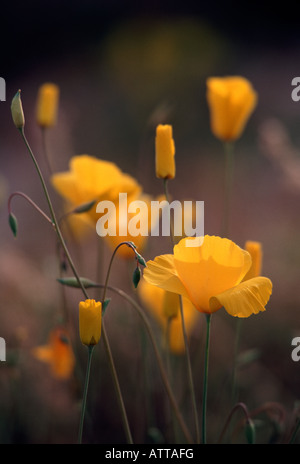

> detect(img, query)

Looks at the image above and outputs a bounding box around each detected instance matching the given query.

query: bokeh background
[1,1,300,444]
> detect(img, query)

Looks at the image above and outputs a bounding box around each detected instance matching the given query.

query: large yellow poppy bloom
[143,235,272,318]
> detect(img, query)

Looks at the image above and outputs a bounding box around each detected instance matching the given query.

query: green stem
[78,345,94,444]
[18,128,132,444]
[221,141,235,238]
[163,178,200,443]
[202,314,212,444]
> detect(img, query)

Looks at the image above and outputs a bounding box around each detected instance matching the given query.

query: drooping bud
[11,90,25,129]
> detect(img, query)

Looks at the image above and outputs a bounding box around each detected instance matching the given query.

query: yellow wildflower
[32,328,75,379]
[206,76,257,141]
[36,83,60,128]
[79,299,102,346]
[51,155,141,224]
[155,124,176,179]
[143,235,272,318]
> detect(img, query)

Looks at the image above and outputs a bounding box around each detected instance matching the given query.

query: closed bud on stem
[11,90,25,129]
[79,299,102,346]
[155,124,176,179]
[36,83,59,128]
[163,290,179,319]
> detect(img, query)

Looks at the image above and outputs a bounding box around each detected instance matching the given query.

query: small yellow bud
[162,290,179,319]
[155,124,176,179]
[243,241,262,280]
[79,299,102,346]
[36,83,59,128]
[11,90,25,129]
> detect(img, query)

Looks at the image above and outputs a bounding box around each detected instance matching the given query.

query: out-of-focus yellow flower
[32,328,75,379]
[36,83,60,128]
[104,193,153,259]
[138,279,199,354]
[206,76,257,142]
[51,155,141,224]
[79,299,102,346]
[243,241,262,281]
[143,235,272,318]
[155,124,176,179]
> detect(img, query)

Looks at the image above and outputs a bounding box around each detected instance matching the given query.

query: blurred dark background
[1,0,300,444]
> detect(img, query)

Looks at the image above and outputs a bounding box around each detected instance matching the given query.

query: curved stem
[8,190,54,226]
[217,402,251,444]
[202,314,211,444]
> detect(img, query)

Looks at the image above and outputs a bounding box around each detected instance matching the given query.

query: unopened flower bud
[11,90,25,129]
[79,299,102,346]
[36,83,59,128]
[155,124,176,179]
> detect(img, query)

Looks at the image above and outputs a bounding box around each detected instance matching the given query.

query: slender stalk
[163,178,200,443]
[18,128,132,444]
[221,141,235,238]
[78,345,95,444]
[202,314,212,444]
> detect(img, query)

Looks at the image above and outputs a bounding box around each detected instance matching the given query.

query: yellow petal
[173,236,251,312]
[209,277,272,318]
[143,254,190,299]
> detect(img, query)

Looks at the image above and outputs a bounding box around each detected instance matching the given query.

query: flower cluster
[8,75,277,445]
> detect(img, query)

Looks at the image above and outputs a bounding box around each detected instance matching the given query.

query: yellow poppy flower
[143,235,272,318]
[36,83,60,128]
[138,279,199,354]
[155,124,176,179]
[79,299,102,346]
[206,76,257,141]
[51,155,142,224]
[32,328,75,379]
